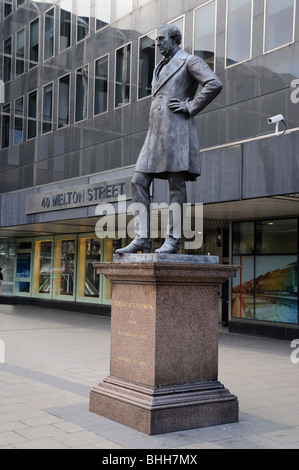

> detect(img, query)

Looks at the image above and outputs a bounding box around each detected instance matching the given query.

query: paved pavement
[0,303,299,450]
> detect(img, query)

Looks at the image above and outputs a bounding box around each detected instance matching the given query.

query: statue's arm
[185,55,223,117]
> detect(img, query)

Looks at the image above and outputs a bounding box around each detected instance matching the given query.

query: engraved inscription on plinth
[111,292,156,385]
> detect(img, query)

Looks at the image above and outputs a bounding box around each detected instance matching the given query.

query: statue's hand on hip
[168,98,190,114]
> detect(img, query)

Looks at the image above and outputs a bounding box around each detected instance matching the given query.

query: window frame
[75,64,89,123]
[225,0,253,69]
[58,73,71,129]
[137,29,156,101]
[114,42,132,109]
[3,36,12,84]
[94,54,109,116]
[59,0,72,53]
[76,0,90,43]
[95,0,111,32]
[16,27,26,77]
[44,6,55,62]
[42,82,54,135]
[14,96,24,146]
[29,17,40,70]
[263,0,296,54]
[27,89,38,141]
[193,0,217,72]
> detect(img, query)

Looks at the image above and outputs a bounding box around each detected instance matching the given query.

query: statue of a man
[116,24,223,254]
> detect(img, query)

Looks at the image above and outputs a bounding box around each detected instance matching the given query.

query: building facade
[1,0,299,338]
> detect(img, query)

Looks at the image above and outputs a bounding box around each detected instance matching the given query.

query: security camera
[267,114,284,124]
[267,114,287,136]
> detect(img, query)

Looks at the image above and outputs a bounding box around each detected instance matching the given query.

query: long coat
[135,49,223,181]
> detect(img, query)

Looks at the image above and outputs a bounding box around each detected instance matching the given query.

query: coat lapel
[152,49,188,96]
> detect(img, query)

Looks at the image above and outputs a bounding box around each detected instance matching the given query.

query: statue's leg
[115,172,153,254]
[155,173,187,254]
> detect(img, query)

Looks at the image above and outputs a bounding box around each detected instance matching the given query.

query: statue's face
[156,27,175,57]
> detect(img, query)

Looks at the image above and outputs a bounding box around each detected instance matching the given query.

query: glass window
[75,65,89,122]
[4,1,12,17]
[3,37,12,83]
[15,241,32,296]
[233,221,254,254]
[54,238,76,297]
[226,0,252,67]
[264,0,295,52]
[138,31,156,100]
[29,18,39,69]
[28,90,38,139]
[232,256,255,319]
[14,97,24,145]
[115,43,131,108]
[96,0,110,31]
[116,0,132,19]
[16,28,25,76]
[194,1,216,71]
[58,74,70,128]
[1,103,10,149]
[42,83,53,134]
[77,0,90,42]
[78,237,101,299]
[17,0,25,8]
[33,240,52,296]
[44,7,55,61]
[255,256,298,324]
[256,219,297,254]
[94,55,108,115]
[59,0,71,52]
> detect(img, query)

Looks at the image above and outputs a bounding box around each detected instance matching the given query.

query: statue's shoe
[115,238,151,254]
[155,238,181,254]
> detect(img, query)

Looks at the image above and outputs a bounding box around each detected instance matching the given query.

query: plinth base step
[89,376,239,435]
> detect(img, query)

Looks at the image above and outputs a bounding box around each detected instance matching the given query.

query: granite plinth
[89,255,239,435]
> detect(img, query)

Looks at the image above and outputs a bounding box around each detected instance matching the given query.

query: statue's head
[157,24,182,57]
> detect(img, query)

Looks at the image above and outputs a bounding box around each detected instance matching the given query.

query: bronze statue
[116,24,223,254]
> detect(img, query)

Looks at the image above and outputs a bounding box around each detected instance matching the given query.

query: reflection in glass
[77,0,90,42]
[14,97,23,145]
[1,104,10,149]
[78,238,101,298]
[264,0,295,52]
[29,18,39,69]
[254,256,298,323]
[232,256,254,319]
[75,66,89,122]
[138,32,156,100]
[16,28,25,76]
[28,91,37,139]
[256,219,297,254]
[4,37,12,83]
[226,0,252,66]
[58,74,70,128]
[35,241,52,295]
[94,56,108,115]
[194,1,215,70]
[60,0,71,52]
[96,0,110,31]
[55,239,75,296]
[233,221,254,255]
[42,83,53,134]
[44,7,55,60]
[115,44,131,108]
